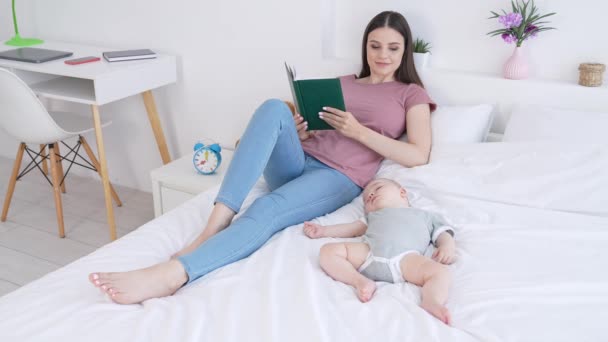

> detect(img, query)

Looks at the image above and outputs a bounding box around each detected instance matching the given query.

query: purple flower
[525,25,539,38]
[499,13,523,28]
[501,33,518,44]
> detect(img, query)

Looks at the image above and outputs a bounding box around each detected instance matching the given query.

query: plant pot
[503,46,528,80]
[413,52,430,70]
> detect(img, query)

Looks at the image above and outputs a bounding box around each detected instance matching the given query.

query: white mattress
[1,142,607,342]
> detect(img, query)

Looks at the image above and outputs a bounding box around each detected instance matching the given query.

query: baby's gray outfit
[358,207,454,283]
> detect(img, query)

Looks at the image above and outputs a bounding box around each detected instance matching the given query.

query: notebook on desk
[0,47,73,63]
[102,49,157,62]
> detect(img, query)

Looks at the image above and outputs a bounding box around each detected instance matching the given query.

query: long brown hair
[358,11,424,88]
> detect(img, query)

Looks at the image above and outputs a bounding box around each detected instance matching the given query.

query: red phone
[64,56,101,65]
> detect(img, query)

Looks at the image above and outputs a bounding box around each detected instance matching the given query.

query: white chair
[0,68,122,238]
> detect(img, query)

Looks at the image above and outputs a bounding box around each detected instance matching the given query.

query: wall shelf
[419,68,608,134]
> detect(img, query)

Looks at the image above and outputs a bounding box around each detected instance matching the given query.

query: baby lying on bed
[304,178,456,325]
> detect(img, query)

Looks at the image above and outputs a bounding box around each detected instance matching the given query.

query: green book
[285,62,346,130]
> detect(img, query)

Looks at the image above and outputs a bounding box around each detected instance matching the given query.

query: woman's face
[366,27,405,80]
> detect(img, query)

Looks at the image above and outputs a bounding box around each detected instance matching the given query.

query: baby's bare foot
[355,278,376,303]
[88,259,188,305]
[421,300,451,325]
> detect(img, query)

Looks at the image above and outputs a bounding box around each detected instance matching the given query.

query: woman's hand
[303,221,325,239]
[319,107,366,140]
[293,113,316,141]
[432,233,457,265]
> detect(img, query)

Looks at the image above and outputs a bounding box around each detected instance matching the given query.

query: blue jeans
[178,99,362,283]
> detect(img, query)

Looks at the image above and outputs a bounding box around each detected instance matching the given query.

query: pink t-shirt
[301,74,436,188]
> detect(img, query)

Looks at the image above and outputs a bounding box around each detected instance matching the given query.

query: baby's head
[362,178,409,213]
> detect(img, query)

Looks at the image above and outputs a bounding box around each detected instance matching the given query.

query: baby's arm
[304,220,367,239]
[432,232,456,264]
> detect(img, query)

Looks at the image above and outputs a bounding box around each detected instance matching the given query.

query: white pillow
[429,104,494,144]
[503,105,608,142]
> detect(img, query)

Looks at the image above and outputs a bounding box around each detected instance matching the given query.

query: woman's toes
[89,273,100,286]
[101,285,114,295]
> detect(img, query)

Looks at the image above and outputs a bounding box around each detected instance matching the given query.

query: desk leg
[80,136,123,207]
[142,90,171,165]
[91,105,117,241]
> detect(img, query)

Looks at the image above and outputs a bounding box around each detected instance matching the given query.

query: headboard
[420,68,608,137]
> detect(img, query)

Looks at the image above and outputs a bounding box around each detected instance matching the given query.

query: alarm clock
[193,141,222,175]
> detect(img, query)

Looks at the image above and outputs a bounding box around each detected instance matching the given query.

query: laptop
[0,47,73,63]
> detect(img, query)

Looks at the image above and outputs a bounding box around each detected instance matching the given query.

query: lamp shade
[5,0,43,46]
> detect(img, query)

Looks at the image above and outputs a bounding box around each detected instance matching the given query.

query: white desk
[0,40,177,240]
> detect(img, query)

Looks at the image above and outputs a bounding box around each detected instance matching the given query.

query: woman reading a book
[89,10,437,304]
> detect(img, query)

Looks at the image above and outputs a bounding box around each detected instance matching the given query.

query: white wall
[330,0,607,82]
[1,0,344,191]
[1,0,605,191]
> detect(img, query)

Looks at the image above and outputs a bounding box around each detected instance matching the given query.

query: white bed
[0,138,607,341]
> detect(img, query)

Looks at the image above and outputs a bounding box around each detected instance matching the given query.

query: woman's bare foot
[421,300,451,325]
[355,278,376,303]
[88,259,188,305]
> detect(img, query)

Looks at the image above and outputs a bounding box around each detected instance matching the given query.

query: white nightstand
[150,150,234,217]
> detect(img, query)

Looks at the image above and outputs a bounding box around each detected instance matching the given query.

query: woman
[89,10,436,304]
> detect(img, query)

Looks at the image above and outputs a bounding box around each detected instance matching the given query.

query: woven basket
[578,63,606,87]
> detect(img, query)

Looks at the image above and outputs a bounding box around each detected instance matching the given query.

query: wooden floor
[0,155,154,297]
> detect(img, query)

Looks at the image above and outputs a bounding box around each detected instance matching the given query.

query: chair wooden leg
[1,143,26,221]
[39,144,49,175]
[54,143,66,193]
[48,143,66,238]
[79,136,122,207]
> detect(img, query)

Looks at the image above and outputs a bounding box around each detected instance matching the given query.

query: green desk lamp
[5,0,43,46]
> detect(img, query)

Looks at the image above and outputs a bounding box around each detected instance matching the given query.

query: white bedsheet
[1,142,607,342]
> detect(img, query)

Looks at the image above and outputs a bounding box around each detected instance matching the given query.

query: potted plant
[413,38,432,70]
[487,0,556,79]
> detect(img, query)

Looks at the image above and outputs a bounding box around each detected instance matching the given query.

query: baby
[304,178,456,325]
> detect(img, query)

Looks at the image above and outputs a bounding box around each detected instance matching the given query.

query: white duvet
[1,142,607,342]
